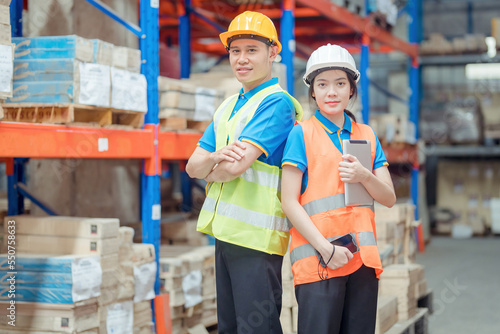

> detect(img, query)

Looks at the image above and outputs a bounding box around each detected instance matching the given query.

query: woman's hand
[338,154,371,184]
[210,140,246,165]
[318,244,354,270]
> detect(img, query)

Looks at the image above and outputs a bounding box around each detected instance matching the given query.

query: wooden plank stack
[375,296,398,334]
[280,252,298,334]
[159,245,216,333]
[379,264,425,321]
[375,203,416,265]
[157,76,225,132]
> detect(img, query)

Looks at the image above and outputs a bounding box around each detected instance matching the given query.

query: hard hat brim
[220,30,282,53]
[303,62,360,86]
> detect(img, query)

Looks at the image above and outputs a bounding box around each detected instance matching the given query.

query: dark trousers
[215,239,284,334]
[295,265,379,334]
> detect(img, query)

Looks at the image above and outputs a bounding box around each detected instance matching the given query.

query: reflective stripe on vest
[289,231,376,265]
[201,196,289,232]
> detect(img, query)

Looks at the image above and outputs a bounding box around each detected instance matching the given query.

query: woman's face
[312,69,352,117]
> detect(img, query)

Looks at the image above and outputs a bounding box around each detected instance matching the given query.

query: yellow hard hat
[219,11,282,53]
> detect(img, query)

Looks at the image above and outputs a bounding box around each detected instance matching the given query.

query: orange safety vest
[290,116,383,286]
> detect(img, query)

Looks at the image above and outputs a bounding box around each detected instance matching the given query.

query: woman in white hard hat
[281,44,396,333]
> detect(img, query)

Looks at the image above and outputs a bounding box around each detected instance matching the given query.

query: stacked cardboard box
[0,1,10,46]
[380,264,425,321]
[375,203,415,265]
[2,215,123,333]
[111,46,141,73]
[0,298,99,332]
[159,251,189,333]
[157,76,225,132]
[192,246,216,327]
[370,114,416,145]
[280,252,298,334]
[131,242,156,334]
[0,0,13,101]
[2,215,119,257]
[159,245,216,333]
[5,35,147,113]
[437,161,500,235]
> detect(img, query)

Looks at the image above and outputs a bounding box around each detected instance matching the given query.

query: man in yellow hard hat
[187,11,302,334]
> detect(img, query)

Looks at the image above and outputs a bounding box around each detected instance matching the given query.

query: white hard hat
[303,44,360,87]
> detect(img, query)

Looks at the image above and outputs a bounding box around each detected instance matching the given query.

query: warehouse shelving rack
[1,0,203,299]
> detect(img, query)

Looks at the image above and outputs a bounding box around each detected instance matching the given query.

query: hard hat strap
[226,34,276,51]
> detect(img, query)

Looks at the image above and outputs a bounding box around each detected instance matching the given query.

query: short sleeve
[372,128,388,170]
[282,124,307,173]
[239,92,295,157]
[198,121,216,153]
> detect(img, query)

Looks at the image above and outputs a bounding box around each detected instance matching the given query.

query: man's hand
[210,140,247,165]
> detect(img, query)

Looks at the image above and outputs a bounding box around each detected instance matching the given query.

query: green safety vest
[197,83,303,255]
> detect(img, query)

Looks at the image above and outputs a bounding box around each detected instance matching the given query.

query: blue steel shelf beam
[360,34,370,125]
[7,0,24,216]
[408,0,422,221]
[85,0,144,38]
[139,0,161,303]
[190,8,225,33]
[9,0,22,37]
[179,0,191,79]
[281,0,296,96]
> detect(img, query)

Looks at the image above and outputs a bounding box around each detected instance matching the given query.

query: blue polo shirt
[198,77,296,167]
[282,110,388,194]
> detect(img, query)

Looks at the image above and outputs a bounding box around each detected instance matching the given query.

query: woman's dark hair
[308,70,358,123]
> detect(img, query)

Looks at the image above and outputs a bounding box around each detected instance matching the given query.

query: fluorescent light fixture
[465,63,500,80]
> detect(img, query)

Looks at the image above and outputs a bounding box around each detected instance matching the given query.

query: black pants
[215,239,284,334]
[295,265,379,334]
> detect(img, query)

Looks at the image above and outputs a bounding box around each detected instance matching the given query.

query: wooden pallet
[385,308,429,334]
[417,290,433,315]
[0,103,145,129]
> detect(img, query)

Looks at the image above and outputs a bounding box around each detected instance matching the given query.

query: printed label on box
[71,256,102,302]
[78,63,111,106]
[134,261,157,302]
[107,301,134,334]
[0,44,13,94]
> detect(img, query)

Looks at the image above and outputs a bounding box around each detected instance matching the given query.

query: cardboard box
[91,39,114,66]
[0,23,9,44]
[0,299,98,332]
[0,5,9,25]
[8,234,119,256]
[13,35,94,62]
[4,215,119,239]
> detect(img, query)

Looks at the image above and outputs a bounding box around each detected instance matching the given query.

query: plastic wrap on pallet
[8,58,111,105]
[0,254,102,303]
[420,101,449,144]
[446,97,483,144]
[12,35,94,62]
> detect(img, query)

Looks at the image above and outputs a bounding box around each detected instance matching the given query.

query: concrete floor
[415,236,500,334]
